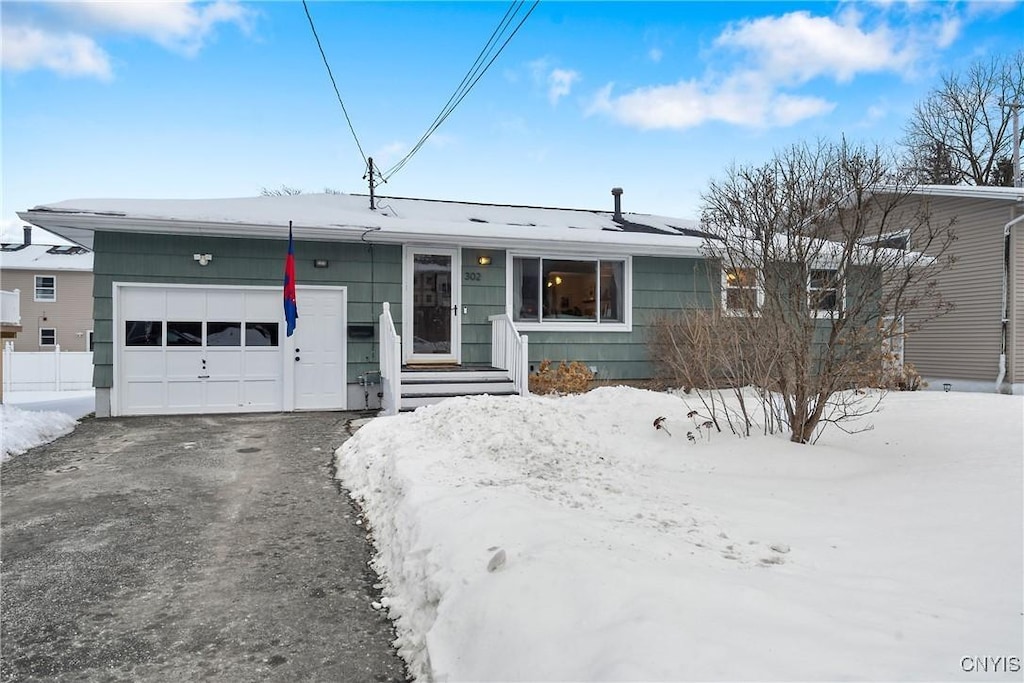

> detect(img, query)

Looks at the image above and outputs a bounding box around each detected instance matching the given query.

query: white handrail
[379,302,402,415]
[488,313,529,396]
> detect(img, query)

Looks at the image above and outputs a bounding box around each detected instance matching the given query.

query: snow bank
[1,403,78,461]
[337,388,1023,681]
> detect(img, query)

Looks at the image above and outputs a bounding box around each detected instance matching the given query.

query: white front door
[293,287,347,410]
[403,247,461,364]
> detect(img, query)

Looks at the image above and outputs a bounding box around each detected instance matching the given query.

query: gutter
[996,209,1024,392]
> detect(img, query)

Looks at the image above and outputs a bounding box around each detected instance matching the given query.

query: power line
[302,0,368,168]
[383,0,541,181]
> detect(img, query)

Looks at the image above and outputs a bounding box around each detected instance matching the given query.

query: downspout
[996,208,1024,393]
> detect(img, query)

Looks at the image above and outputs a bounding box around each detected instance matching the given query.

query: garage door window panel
[245,323,279,347]
[167,322,202,346]
[126,321,163,346]
[207,322,241,347]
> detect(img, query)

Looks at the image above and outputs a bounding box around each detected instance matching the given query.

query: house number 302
[464,271,482,281]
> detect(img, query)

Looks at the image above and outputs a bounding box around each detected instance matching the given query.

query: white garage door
[117,285,286,416]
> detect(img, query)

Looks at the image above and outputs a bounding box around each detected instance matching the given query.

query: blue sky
[2,1,1022,243]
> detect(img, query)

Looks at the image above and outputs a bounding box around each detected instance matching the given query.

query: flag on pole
[283,221,298,336]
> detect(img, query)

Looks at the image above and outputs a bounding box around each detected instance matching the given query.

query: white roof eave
[17,211,706,259]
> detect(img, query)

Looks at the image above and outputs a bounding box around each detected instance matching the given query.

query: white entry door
[403,247,461,364]
[293,287,347,410]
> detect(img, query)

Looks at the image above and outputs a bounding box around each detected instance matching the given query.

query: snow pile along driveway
[1,404,79,461]
[336,388,1023,681]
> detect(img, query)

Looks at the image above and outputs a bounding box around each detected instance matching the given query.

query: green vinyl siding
[522,255,712,380]
[91,231,401,388]
[460,248,507,365]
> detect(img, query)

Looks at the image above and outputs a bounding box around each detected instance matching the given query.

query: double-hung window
[34,275,56,302]
[808,269,843,317]
[722,267,762,314]
[511,255,630,330]
[39,328,56,346]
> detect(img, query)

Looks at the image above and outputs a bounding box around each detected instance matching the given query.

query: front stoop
[399,367,517,411]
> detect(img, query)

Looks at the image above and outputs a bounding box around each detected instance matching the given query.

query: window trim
[721,266,764,316]
[506,252,632,332]
[807,268,846,319]
[39,327,57,346]
[34,275,56,302]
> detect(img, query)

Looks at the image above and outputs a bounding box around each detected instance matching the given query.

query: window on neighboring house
[39,328,56,346]
[808,269,843,317]
[87,330,94,352]
[34,275,56,302]
[860,230,910,251]
[511,255,629,329]
[722,267,763,313]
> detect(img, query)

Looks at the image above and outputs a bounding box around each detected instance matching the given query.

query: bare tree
[651,140,955,444]
[260,185,304,196]
[903,51,1023,186]
[260,185,344,196]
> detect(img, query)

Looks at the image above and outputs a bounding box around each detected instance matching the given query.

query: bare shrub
[529,360,594,395]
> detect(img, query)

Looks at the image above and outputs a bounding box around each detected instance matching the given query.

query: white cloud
[548,68,580,105]
[526,58,580,106]
[934,14,962,49]
[0,24,112,80]
[61,0,255,57]
[591,4,986,133]
[715,10,915,84]
[588,73,834,131]
[648,47,663,63]
[0,1,255,79]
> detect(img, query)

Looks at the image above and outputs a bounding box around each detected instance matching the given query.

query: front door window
[413,253,452,355]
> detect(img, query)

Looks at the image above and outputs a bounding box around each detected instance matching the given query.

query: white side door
[293,287,347,410]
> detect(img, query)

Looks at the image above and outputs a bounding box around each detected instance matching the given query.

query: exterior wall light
[477,255,492,266]
[193,253,213,266]
[314,259,329,268]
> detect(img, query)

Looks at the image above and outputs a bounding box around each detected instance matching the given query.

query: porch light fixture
[943,383,952,392]
[193,253,213,266]
[477,255,492,266]
[314,259,329,268]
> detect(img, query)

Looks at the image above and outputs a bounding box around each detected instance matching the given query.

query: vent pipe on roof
[611,187,623,222]
[23,226,31,246]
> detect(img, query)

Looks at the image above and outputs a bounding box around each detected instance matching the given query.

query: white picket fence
[2,342,93,392]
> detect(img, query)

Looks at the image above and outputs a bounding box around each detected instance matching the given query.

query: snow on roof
[18,193,708,256]
[889,185,1024,202]
[0,244,93,271]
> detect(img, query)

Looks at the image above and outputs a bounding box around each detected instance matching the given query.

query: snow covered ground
[337,388,1024,682]
[1,389,94,461]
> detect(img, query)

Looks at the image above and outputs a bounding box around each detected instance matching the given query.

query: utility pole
[367,157,376,210]
[1001,101,1022,188]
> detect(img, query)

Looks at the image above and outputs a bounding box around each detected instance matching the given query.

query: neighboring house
[867,185,1024,394]
[0,227,95,352]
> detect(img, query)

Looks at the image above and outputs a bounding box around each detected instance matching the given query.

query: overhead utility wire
[383,0,541,181]
[302,0,368,168]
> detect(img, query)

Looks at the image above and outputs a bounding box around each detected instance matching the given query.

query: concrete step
[401,369,510,383]
[400,391,517,411]
[402,380,517,396]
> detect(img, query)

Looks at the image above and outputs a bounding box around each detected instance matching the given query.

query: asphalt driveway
[1,411,408,682]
